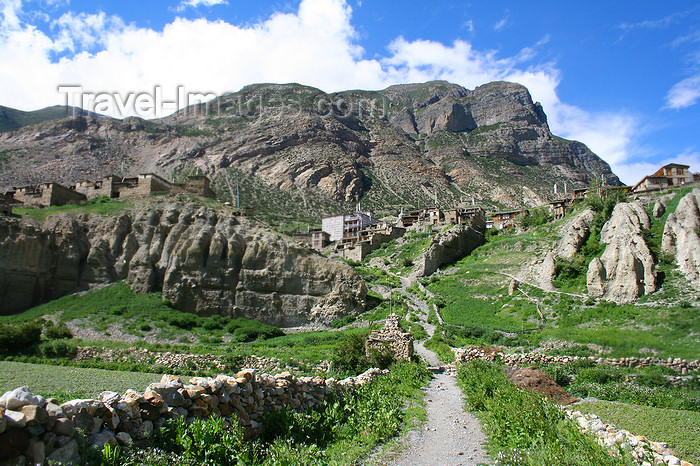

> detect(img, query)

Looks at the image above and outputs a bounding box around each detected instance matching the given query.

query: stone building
[632,163,693,193]
[310,229,331,249]
[365,314,414,362]
[76,173,215,200]
[11,182,86,207]
[171,175,217,198]
[322,209,377,243]
[491,209,529,229]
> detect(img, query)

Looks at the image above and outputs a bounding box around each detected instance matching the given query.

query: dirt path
[382,289,492,465]
[387,371,491,466]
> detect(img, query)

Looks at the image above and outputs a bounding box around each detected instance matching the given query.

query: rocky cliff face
[587,202,656,303]
[0,203,365,327]
[662,188,700,289]
[0,81,619,219]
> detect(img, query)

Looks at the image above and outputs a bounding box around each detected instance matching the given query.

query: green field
[575,401,700,464]
[0,361,164,402]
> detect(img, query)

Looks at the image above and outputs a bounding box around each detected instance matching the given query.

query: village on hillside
[1,163,699,263]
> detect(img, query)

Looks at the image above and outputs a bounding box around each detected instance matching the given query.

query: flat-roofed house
[322,210,377,243]
[632,163,692,193]
[12,182,86,207]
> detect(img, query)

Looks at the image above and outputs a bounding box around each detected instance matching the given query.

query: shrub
[164,313,199,329]
[42,321,73,340]
[226,318,283,342]
[0,322,43,353]
[39,340,78,359]
[331,333,369,374]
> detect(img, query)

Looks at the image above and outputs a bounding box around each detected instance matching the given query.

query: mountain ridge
[0,80,619,221]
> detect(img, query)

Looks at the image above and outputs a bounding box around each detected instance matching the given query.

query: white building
[322,210,377,243]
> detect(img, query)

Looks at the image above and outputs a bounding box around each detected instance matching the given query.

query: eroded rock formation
[413,223,485,278]
[534,208,596,290]
[0,203,365,327]
[586,201,656,303]
[662,188,700,288]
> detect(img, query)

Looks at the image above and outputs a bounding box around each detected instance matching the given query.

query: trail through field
[385,291,492,466]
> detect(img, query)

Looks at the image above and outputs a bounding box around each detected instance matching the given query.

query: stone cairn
[365,314,414,362]
[0,367,387,465]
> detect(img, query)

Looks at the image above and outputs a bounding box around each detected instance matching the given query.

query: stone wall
[454,346,700,375]
[365,314,414,361]
[0,367,387,465]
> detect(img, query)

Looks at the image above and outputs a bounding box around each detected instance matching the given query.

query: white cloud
[177,0,228,12]
[493,17,508,31]
[665,74,700,109]
[0,0,642,181]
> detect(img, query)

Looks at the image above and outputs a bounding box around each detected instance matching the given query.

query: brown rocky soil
[506,366,579,405]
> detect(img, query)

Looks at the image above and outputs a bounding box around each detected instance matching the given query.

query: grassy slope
[0,360,163,402]
[419,194,699,359]
[575,401,700,464]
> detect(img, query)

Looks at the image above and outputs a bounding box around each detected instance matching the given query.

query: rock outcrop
[413,224,485,278]
[555,209,596,259]
[534,208,595,290]
[0,203,365,327]
[586,202,656,303]
[662,189,700,289]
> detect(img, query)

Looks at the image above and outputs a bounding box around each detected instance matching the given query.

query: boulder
[20,405,48,425]
[0,387,46,411]
[653,200,666,219]
[47,439,80,465]
[3,410,26,428]
[0,428,29,461]
[25,437,45,465]
[662,189,700,289]
[52,418,75,437]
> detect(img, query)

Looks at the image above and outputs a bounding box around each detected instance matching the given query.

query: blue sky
[0,0,698,184]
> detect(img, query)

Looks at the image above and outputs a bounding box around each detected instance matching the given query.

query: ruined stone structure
[74,174,215,200]
[365,314,414,362]
[10,182,86,207]
[170,175,216,199]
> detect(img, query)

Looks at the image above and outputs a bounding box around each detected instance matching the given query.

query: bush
[39,340,78,358]
[164,313,199,329]
[331,333,369,374]
[0,322,43,354]
[226,318,283,342]
[42,321,73,340]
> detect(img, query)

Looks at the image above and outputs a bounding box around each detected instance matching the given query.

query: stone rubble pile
[454,346,700,374]
[566,410,694,466]
[0,367,387,464]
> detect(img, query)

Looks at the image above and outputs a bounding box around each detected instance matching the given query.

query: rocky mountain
[0,81,619,221]
[0,202,365,327]
[0,105,103,133]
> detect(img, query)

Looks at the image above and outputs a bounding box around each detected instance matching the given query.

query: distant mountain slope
[0,105,104,133]
[0,81,619,221]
